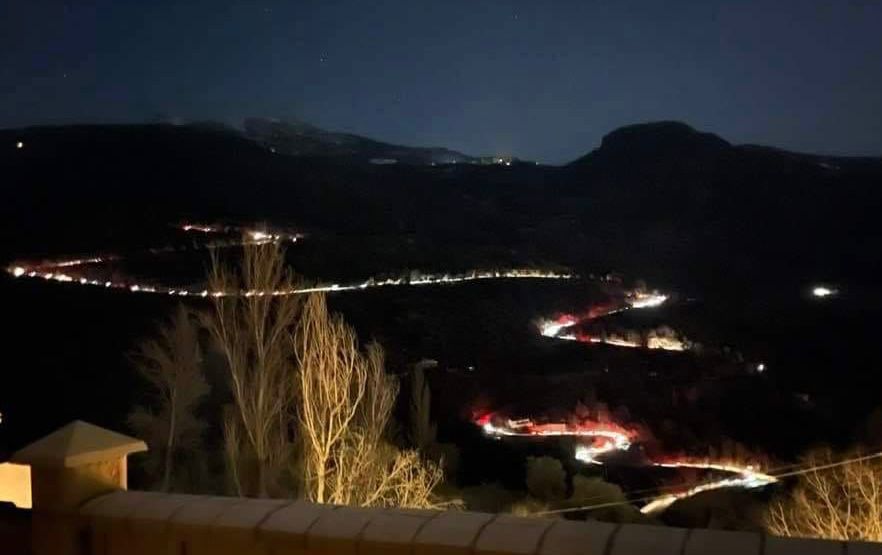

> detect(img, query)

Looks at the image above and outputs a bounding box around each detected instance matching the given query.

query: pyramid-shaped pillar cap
[11,420,147,468]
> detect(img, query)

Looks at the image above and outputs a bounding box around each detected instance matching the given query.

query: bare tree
[766,448,882,541]
[295,292,442,508]
[128,304,208,492]
[359,448,444,508]
[221,406,245,495]
[409,365,437,451]
[204,241,302,497]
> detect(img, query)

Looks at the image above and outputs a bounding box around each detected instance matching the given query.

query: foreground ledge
[6,421,882,555]
[72,492,882,555]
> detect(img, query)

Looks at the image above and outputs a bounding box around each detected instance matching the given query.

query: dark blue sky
[2,1,881,163]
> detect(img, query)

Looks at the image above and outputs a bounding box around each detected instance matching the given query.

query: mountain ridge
[2,119,881,297]
[5,118,878,167]
[242,117,480,165]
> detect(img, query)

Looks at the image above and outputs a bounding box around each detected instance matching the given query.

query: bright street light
[812,286,836,298]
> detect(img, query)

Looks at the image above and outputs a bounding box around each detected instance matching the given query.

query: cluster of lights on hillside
[180,223,302,244]
[180,224,219,233]
[627,291,668,308]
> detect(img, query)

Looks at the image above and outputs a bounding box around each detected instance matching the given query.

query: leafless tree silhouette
[129,304,208,492]
[205,241,302,496]
[766,448,882,541]
[296,293,442,508]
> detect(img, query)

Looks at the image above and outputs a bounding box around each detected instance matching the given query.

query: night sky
[3,1,881,163]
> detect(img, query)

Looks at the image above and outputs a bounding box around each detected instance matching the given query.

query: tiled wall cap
[380,506,441,519]
[70,493,882,555]
[765,535,845,555]
[608,523,688,555]
[848,540,882,555]
[474,514,555,555]
[168,495,245,527]
[79,490,161,517]
[125,493,199,523]
[683,529,761,555]
[213,498,291,530]
[257,499,335,550]
[305,505,376,555]
[413,510,497,553]
[538,519,616,555]
[359,508,437,555]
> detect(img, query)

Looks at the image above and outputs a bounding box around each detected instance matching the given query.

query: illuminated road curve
[537,292,689,351]
[478,416,634,462]
[526,294,772,510]
[7,263,575,298]
[638,461,777,514]
[6,223,575,297]
[476,415,777,514]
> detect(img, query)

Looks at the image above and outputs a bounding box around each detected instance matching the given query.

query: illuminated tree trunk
[206,241,303,498]
[296,293,443,508]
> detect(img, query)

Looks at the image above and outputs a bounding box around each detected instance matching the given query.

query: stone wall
[70,490,882,555]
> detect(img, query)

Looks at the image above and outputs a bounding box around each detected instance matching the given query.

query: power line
[566,446,882,509]
[773,451,882,480]
[535,450,882,517]
[536,489,673,516]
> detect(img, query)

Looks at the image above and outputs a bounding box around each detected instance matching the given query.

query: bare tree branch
[204,240,302,497]
[128,304,208,492]
[766,447,882,542]
[295,292,443,508]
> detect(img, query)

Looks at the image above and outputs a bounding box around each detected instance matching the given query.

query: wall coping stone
[60,491,882,555]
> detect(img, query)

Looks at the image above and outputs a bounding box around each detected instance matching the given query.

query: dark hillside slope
[2,121,882,449]
[560,122,882,293]
[243,118,477,165]
[0,124,551,262]
[2,121,879,292]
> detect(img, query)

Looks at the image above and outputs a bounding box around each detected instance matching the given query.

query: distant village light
[812,286,836,298]
[16,141,23,149]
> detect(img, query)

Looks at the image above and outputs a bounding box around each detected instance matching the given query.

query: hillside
[559,122,882,291]
[2,120,880,293]
[243,117,478,165]
[3,120,882,457]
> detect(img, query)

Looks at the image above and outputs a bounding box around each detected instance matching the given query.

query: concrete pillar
[11,420,147,555]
